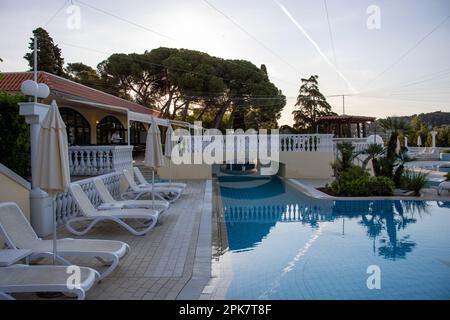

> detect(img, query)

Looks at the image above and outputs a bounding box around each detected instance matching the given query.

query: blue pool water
[217,176,450,300]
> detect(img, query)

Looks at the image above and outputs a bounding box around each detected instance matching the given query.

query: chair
[67,184,159,236]
[93,178,170,212]
[133,167,187,190]
[0,264,98,300]
[122,169,183,203]
[0,202,129,280]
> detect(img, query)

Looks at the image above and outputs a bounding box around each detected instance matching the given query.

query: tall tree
[65,62,98,82]
[96,47,285,128]
[378,117,410,135]
[24,27,64,76]
[65,62,120,96]
[292,75,334,132]
[97,48,179,112]
[409,116,429,147]
[213,59,285,130]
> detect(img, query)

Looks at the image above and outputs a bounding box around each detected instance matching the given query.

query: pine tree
[292,75,334,132]
[24,27,65,76]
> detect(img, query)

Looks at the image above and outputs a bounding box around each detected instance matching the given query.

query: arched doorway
[60,107,91,146]
[96,115,126,145]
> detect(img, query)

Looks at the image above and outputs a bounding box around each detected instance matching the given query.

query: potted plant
[440,149,450,161]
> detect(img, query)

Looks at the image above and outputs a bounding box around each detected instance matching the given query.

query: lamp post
[19,80,54,237]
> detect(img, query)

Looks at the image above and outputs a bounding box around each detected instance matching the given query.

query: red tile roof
[0,71,160,116]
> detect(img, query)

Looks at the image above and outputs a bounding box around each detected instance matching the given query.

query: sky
[1,0,449,126]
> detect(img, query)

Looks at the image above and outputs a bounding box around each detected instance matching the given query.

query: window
[130,121,147,145]
[96,115,126,145]
[60,108,91,145]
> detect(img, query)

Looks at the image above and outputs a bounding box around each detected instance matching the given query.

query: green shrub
[331,166,394,196]
[367,176,395,196]
[0,92,30,177]
[446,172,450,181]
[442,150,450,154]
[401,170,429,196]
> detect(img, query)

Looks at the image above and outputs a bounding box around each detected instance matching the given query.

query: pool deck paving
[13,180,212,300]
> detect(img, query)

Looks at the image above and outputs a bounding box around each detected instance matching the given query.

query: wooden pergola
[317,115,376,138]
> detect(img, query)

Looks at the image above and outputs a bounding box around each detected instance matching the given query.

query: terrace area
[13,180,212,300]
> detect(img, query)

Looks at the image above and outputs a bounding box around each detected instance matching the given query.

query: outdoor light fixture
[20,79,39,97]
[37,83,50,99]
[20,80,50,101]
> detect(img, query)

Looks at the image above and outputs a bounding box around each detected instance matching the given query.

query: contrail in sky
[274,0,358,94]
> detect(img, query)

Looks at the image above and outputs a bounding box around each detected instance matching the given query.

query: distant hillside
[383,111,450,127]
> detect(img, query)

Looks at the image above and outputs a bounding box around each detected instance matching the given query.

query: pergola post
[357,123,361,138]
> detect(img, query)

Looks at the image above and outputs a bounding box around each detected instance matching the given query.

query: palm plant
[361,143,384,174]
[401,170,429,196]
[331,142,358,182]
[393,148,412,187]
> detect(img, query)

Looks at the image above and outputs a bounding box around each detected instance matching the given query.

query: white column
[19,102,49,187]
[127,111,131,146]
[19,102,53,237]
[431,131,437,148]
[404,136,408,148]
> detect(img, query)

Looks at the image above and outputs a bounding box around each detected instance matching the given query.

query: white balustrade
[55,172,122,224]
[68,145,133,176]
[223,203,332,223]
[180,134,335,154]
[332,138,369,154]
[279,134,334,152]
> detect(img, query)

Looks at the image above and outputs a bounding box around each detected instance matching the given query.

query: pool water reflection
[217,176,450,299]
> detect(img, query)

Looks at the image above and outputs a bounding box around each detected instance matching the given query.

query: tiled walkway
[16,180,212,300]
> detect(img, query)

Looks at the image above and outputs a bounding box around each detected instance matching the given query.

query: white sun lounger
[438,181,450,195]
[122,169,183,203]
[93,178,170,212]
[67,184,159,236]
[0,264,98,300]
[0,202,129,280]
[133,167,187,190]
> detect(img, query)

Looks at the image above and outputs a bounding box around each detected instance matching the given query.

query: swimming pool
[216,175,450,299]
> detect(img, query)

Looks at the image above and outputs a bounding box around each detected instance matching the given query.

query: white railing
[223,203,333,223]
[332,138,369,153]
[68,145,133,176]
[55,172,122,224]
[178,134,335,154]
[280,134,334,152]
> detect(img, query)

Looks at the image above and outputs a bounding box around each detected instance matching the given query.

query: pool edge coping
[285,178,449,201]
[176,179,213,300]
